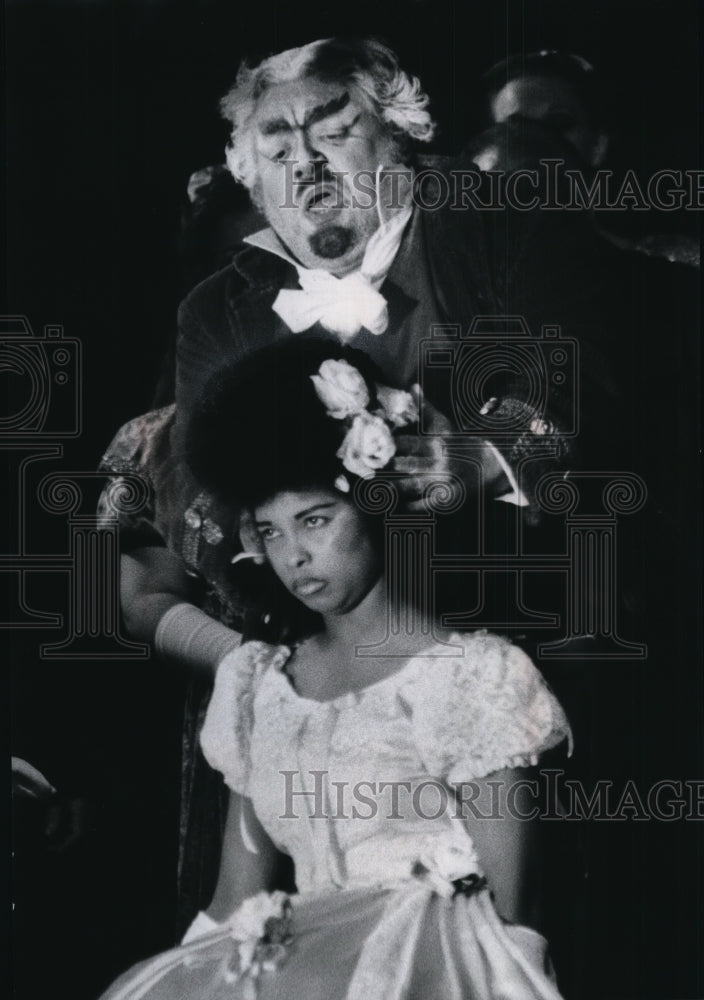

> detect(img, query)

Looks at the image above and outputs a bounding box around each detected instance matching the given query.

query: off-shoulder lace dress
[100,631,572,1000]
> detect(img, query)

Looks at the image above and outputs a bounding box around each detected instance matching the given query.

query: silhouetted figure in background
[475,49,698,267]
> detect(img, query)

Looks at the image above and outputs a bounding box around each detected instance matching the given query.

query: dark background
[3,1,702,998]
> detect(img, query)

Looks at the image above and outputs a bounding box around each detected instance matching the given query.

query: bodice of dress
[201,630,572,897]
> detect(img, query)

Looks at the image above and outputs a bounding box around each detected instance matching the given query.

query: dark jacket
[174,162,619,440]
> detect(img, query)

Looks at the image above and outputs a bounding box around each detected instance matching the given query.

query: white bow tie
[273,269,389,340]
[245,206,412,343]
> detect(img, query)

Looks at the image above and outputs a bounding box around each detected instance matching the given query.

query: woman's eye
[258,527,280,541]
[305,515,328,528]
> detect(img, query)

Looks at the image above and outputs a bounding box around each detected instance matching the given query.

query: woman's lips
[293,578,328,597]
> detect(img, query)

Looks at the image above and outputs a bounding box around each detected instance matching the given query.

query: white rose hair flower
[310,358,370,419]
[336,411,397,479]
[310,360,418,482]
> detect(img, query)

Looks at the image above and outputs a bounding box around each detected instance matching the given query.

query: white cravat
[244,205,412,342]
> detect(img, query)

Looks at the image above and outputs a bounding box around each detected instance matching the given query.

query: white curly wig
[220,37,436,191]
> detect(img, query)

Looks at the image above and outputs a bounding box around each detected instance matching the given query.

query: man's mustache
[295,167,347,210]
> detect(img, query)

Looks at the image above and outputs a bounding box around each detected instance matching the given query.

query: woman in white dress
[99,337,572,1000]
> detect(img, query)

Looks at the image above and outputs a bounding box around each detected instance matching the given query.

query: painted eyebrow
[293,502,338,521]
[258,92,352,137]
[255,502,337,528]
[303,92,351,128]
[259,117,292,137]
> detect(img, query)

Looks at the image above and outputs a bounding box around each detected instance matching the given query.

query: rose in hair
[337,412,396,478]
[310,359,371,420]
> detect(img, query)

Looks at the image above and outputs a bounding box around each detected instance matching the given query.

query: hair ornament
[310,359,418,481]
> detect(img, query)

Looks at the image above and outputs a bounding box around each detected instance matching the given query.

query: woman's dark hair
[185,335,385,511]
[186,335,390,644]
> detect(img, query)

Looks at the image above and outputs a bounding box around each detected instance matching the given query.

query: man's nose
[291,131,326,183]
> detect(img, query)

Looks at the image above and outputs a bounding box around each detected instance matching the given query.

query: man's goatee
[309,225,354,259]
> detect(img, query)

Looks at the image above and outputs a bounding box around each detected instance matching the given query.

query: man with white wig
[175,37,610,413]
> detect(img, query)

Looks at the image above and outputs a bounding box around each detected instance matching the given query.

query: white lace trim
[201,632,572,794]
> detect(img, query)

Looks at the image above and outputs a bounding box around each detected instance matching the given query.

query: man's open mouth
[302,183,345,214]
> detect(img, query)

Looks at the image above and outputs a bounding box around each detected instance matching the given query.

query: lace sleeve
[199,642,275,795]
[96,406,176,547]
[402,631,573,783]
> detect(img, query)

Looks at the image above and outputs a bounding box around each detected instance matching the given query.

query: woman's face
[254,488,383,615]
